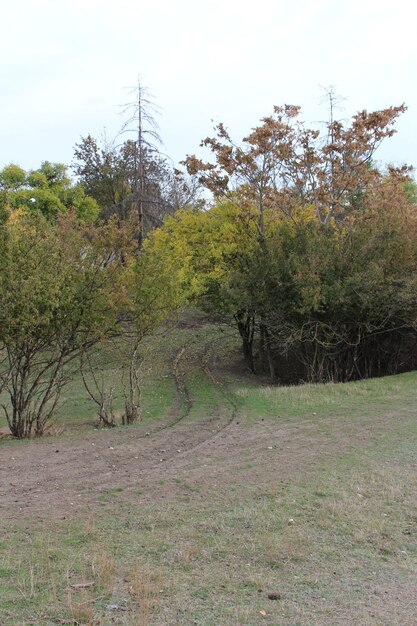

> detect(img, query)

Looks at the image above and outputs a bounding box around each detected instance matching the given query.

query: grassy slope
[1,315,416,625]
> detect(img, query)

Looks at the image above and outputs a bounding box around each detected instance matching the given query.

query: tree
[259,178,417,382]
[184,102,407,225]
[141,201,262,370]
[120,79,163,246]
[0,211,129,437]
[79,336,142,428]
[73,81,202,244]
[0,162,99,222]
[76,206,200,430]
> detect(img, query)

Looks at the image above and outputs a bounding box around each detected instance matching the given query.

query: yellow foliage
[140,202,257,306]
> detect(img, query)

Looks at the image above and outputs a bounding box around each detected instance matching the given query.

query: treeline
[0,94,416,437]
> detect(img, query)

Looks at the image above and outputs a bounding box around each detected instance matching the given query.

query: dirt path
[1,404,409,526]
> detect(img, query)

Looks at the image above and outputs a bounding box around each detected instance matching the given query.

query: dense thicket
[169,103,417,383]
[145,179,417,383]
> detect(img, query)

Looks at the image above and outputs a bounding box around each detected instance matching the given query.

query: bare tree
[74,78,204,242]
[119,78,162,245]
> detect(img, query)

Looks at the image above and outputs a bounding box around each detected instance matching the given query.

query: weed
[92,548,116,593]
[127,564,160,626]
[65,587,95,626]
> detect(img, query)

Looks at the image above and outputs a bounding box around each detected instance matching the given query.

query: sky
[1,0,416,175]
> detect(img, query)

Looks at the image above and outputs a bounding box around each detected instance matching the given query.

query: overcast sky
[1,0,416,174]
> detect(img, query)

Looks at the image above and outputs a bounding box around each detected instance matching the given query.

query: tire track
[135,330,238,456]
[1,329,241,522]
[186,337,238,449]
[128,335,198,441]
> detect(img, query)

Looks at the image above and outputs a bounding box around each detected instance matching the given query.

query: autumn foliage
[1,99,417,438]
[179,103,417,382]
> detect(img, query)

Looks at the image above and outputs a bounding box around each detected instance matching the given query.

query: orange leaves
[182,101,409,227]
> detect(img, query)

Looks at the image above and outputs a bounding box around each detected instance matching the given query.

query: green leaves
[0,212,129,437]
[0,162,100,222]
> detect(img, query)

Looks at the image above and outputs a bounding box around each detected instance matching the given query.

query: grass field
[1,312,416,625]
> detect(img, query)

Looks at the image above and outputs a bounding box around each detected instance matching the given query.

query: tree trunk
[259,321,276,382]
[235,310,256,373]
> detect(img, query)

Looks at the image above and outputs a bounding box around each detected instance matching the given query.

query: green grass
[0,324,192,432]
[2,313,415,434]
[2,420,416,625]
[231,370,417,423]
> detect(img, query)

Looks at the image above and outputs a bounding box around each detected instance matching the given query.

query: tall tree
[120,79,163,246]
[74,80,201,245]
[184,103,407,224]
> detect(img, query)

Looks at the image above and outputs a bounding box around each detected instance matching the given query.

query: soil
[0,401,404,526]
